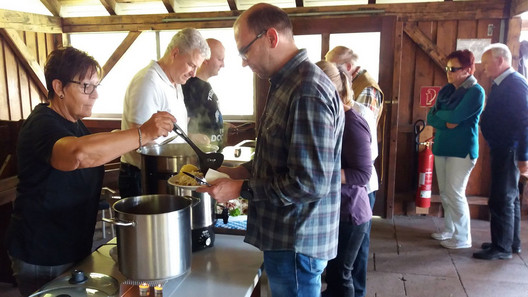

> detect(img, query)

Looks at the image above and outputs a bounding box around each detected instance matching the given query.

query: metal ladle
[172,123,224,172]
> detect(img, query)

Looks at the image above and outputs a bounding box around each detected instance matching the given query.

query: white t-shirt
[121,60,187,168]
[352,102,379,193]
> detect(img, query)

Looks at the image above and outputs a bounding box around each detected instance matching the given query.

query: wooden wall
[393,19,502,216]
[0,30,59,121]
[0,30,60,179]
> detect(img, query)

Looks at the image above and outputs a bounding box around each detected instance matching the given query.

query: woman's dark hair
[446,49,475,74]
[44,47,102,100]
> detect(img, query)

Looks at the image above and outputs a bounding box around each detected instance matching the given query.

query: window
[70,28,255,121]
[294,34,323,63]
[71,32,157,117]
[160,29,255,121]
[329,32,381,81]
[69,30,381,119]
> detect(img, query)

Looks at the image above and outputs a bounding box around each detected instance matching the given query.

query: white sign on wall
[456,39,492,63]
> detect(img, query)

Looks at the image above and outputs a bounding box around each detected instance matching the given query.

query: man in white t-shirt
[119,28,210,198]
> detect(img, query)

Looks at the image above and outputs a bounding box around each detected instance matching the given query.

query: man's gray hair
[484,43,512,66]
[165,28,210,59]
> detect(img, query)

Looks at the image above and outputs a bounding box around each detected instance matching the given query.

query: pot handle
[102,217,135,227]
[183,196,201,207]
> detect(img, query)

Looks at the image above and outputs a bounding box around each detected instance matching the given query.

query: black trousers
[489,147,521,252]
[118,162,142,198]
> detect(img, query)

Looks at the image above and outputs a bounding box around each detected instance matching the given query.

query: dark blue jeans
[352,191,376,297]
[118,162,142,198]
[263,251,327,297]
[489,147,521,252]
[323,221,368,297]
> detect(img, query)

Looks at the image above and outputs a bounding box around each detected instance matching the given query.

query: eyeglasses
[445,66,464,73]
[69,80,100,95]
[238,29,267,61]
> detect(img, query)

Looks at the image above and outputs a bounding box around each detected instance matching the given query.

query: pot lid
[31,270,119,297]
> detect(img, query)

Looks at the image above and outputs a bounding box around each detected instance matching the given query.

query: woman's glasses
[445,66,463,73]
[69,80,100,95]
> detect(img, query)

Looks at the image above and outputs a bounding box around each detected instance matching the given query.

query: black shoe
[481,242,521,254]
[473,248,512,260]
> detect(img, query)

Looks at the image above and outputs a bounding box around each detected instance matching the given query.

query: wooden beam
[101,31,142,80]
[511,0,528,16]
[385,21,404,219]
[0,9,62,33]
[227,0,237,11]
[508,17,522,71]
[403,22,447,70]
[100,0,117,15]
[40,0,61,17]
[0,29,47,97]
[161,0,175,13]
[60,0,507,33]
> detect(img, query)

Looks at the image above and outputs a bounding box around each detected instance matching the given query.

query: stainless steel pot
[171,186,215,230]
[103,194,196,281]
[138,143,218,195]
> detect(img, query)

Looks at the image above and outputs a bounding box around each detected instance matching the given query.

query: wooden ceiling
[0,0,526,35]
[6,0,498,18]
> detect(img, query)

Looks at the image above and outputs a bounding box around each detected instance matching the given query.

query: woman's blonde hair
[316,60,354,106]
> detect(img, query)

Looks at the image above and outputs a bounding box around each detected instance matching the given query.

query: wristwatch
[240,180,253,199]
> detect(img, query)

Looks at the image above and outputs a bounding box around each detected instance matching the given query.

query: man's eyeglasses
[69,80,100,95]
[238,29,267,61]
[445,66,464,73]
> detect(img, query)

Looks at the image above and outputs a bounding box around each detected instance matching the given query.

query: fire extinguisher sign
[420,86,441,107]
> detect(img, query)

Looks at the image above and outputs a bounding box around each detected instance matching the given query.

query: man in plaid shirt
[198,3,344,297]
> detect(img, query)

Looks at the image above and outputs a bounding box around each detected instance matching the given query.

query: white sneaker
[440,238,471,249]
[431,232,452,241]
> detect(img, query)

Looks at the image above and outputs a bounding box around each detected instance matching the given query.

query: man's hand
[196,178,244,203]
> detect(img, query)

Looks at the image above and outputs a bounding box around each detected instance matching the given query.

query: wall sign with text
[420,86,442,107]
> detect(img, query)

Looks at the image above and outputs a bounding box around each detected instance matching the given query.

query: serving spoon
[172,123,224,173]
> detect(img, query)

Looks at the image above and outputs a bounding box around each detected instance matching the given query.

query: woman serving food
[5,46,176,297]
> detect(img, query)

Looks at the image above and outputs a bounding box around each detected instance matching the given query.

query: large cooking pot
[103,194,197,281]
[138,143,218,195]
[168,185,228,251]
[170,186,215,231]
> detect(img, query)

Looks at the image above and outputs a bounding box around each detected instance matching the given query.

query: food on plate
[171,164,204,186]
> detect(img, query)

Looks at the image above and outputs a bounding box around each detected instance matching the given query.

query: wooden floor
[2,215,528,297]
[366,215,528,297]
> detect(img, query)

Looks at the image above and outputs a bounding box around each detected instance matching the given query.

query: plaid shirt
[356,86,383,121]
[242,49,344,260]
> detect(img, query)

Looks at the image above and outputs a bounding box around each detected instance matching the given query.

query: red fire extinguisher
[416,137,434,208]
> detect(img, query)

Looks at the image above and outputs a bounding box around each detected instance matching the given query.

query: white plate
[173,185,201,190]
[167,176,201,189]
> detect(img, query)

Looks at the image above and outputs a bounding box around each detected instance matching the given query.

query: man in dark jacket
[475,43,528,260]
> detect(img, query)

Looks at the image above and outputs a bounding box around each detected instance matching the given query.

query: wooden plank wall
[394,18,502,216]
[0,31,58,121]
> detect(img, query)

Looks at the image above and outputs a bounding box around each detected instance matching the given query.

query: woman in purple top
[317,61,373,297]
